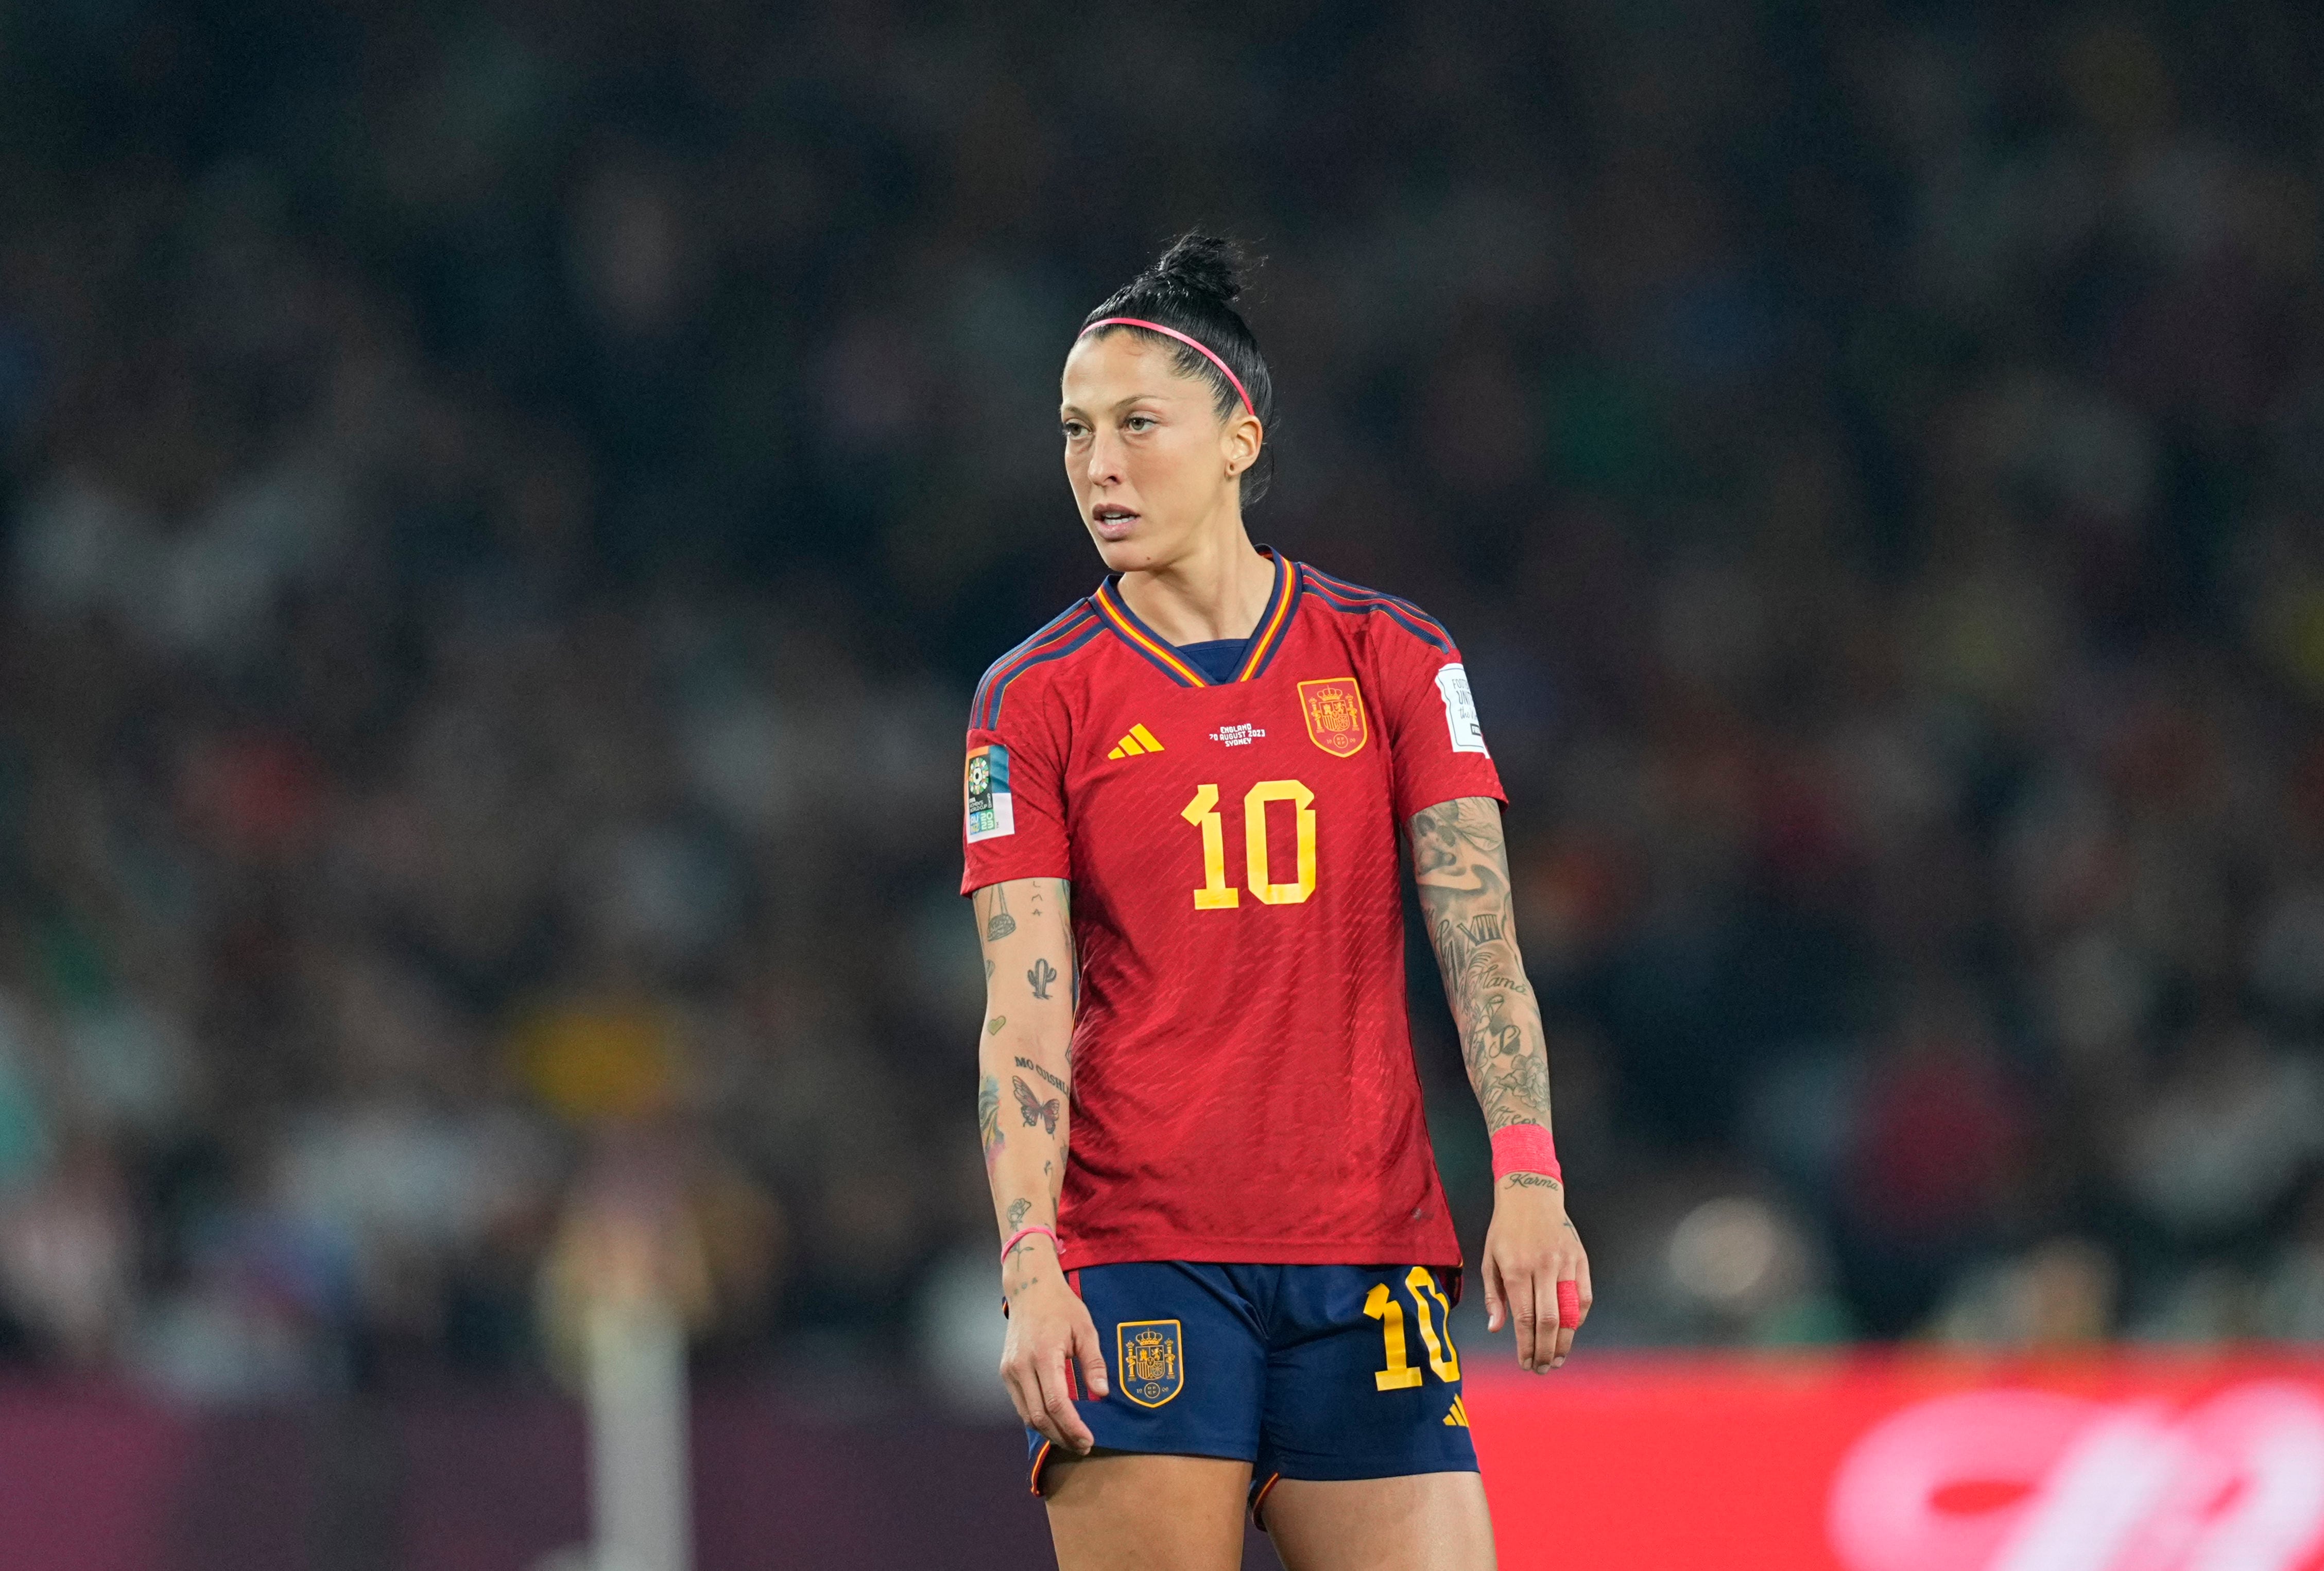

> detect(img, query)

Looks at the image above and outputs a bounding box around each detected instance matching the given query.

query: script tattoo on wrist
[1411,797,1554,1137]
[1504,1172,1562,1191]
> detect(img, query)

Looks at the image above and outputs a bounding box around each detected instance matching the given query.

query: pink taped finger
[1556,1279,1581,1325]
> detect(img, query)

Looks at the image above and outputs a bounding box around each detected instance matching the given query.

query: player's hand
[1481,1174,1591,1373]
[999,1242,1109,1453]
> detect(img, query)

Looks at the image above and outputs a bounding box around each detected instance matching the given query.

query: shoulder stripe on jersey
[1300,565,1455,653]
[1301,564,1449,634]
[1232,556,1302,681]
[972,603,1101,729]
[973,601,1094,719]
[1092,580,1207,687]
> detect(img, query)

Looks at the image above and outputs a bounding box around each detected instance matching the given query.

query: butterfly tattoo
[1012,1075,1060,1135]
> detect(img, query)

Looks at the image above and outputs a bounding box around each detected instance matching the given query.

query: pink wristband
[1000,1223,1059,1264]
[1491,1123,1562,1184]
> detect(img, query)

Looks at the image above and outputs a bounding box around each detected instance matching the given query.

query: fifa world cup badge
[964,743,1014,842]
[1116,1320,1184,1407]
[1297,677,1368,757]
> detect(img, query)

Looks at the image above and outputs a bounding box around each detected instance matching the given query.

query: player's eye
[1124,415,1156,433]
[1061,420,1089,441]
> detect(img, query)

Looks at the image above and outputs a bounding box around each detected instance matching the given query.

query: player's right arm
[973,875,1109,1452]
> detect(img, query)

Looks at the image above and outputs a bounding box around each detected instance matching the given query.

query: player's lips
[1090,505,1141,540]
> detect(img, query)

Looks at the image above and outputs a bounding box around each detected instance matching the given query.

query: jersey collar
[1091,546,1302,688]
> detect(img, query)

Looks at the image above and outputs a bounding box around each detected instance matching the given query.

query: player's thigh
[1044,1450,1254,1571]
[1262,1471,1495,1571]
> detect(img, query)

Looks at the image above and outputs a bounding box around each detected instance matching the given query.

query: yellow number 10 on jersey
[1180,780,1317,908]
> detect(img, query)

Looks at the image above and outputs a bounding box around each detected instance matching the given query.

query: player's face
[1059,333,1263,574]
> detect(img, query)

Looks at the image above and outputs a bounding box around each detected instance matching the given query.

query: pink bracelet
[1491,1123,1562,1185]
[1000,1223,1059,1264]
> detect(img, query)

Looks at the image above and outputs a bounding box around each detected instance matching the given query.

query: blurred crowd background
[0,0,2320,1408]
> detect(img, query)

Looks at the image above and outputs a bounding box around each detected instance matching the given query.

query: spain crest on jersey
[1116,1319,1184,1407]
[1297,677,1369,757]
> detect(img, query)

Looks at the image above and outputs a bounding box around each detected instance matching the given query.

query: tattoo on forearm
[1504,1172,1562,1191]
[986,885,1017,942]
[987,1015,1005,1035]
[1027,956,1058,999]
[1015,1056,1069,1097]
[1006,1197,1031,1229]
[1062,885,1078,1015]
[978,1075,1003,1169]
[985,959,995,980]
[1003,1225,1054,1293]
[1012,1075,1060,1134]
[1412,797,1554,1135]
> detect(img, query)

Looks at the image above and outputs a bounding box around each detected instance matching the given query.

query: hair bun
[1147,233,1246,305]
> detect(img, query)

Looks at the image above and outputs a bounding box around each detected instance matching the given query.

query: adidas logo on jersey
[1443,1396,1471,1428]
[1106,724,1165,759]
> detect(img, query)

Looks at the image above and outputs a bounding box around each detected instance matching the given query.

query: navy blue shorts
[1026,1262,1477,1513]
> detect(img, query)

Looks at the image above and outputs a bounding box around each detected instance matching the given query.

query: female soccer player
[963,234,1588,1570]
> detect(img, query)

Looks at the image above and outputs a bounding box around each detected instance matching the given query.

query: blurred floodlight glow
[1667,1195,1791,1313]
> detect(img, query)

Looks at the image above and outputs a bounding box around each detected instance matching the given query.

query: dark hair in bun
[1079,233,1277,505]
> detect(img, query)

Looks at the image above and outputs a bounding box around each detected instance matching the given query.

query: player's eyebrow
[1058,388,1186,420]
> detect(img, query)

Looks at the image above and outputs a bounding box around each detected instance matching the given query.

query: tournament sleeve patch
[1435,663,1489,755]
[965,743,1016,842]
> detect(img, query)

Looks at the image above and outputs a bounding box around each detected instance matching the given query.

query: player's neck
[1115,525,1275,647]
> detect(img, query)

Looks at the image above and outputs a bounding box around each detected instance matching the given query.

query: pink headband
[1078,317,1255,416]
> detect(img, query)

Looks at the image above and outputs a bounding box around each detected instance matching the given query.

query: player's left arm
[1410,795,1591,1374]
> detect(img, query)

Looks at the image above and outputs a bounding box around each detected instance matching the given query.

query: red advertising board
[1468,1353,2324,1571]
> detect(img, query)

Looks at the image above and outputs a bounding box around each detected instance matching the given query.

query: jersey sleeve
[1372,617,1507,824]
[959,683,1072,895]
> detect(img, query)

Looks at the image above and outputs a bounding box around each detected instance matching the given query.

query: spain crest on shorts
[1298,677,1368,757]
[1117,1319,1184,1408]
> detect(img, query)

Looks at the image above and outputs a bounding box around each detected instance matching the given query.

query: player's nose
[1081,428,1125,485]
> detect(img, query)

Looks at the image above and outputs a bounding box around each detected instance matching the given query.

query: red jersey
[960,548,1505,1272]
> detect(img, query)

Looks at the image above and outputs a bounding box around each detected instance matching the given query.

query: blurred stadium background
[0,1,2321,1567]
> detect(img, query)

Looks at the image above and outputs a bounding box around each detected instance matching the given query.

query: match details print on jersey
[960,550,1505,1273]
